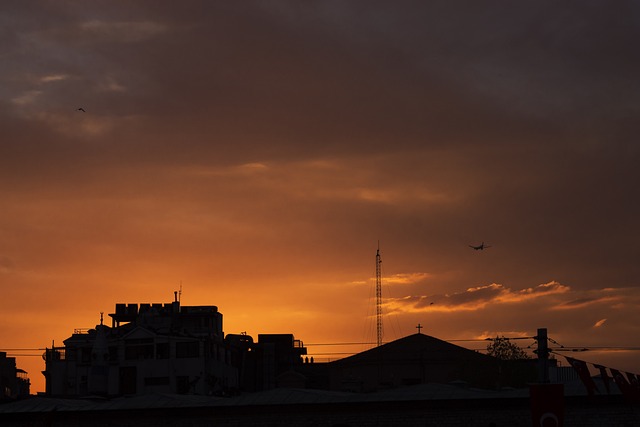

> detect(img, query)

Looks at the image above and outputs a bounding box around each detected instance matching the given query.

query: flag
[611,369,640,403]
[626,372,640,389]
[593,364,610,394]
[565,356,597,396]
[610,368,628,390]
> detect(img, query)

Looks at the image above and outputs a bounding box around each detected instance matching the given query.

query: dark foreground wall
[1,397,639,427]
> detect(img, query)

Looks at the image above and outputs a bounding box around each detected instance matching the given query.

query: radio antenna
[376,241,383,347]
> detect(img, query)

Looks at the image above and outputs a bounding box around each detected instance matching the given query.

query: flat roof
[0,379,617,414]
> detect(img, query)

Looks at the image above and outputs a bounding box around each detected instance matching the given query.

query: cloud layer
[1,1,639,392]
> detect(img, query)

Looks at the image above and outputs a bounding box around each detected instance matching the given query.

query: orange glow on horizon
[2,2,639,395]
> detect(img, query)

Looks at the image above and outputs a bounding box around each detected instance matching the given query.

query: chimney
[172,291,180,314]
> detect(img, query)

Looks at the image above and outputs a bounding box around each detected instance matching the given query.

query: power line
[4,354,44,357]
[550,347,640,352]
[3,342,639,355]
[308,352,361,356]
[0,348,46,351]
[306,342,377,346]
[305,338,531,346]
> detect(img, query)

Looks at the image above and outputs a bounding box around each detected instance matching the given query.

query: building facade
[225,332,308,392]
[0,352,30,400]
[43,298,238,397]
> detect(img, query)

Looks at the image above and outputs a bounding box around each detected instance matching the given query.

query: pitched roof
[331,334,494,366]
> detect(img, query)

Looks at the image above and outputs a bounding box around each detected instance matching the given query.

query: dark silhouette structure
[0,352,30,400]
[226,333,308,392]
[43,299,309,397]
[326,334,502,391]
[43,293,541,398]
[43,298,238,396]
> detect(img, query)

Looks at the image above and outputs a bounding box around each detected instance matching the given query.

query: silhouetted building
[225,333,523,392]
[225,333,307,392]
[327,334,503,392]
[0,352,30,400]
[226,333,533,393]
[43,298,238,397]
[42,296,537,399]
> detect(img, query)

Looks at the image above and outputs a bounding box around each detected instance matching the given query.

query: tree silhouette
[486,336,531,360]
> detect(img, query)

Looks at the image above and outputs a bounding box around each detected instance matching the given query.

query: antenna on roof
[376,241,383,347]
[179,281,182,303]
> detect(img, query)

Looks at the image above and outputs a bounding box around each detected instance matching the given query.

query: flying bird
[469,242,491,250]
[77,107,86,112]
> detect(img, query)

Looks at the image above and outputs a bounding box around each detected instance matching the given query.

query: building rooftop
[0,377,618,414]
[332,333,494,365]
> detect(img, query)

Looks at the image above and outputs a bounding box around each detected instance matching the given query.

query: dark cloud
[2,1,640,392]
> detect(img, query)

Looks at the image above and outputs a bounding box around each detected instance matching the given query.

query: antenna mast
[376,241,383,346]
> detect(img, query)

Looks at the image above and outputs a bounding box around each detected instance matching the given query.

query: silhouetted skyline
[2,1,639,393]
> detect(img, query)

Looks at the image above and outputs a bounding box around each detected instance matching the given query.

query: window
[156,343,170,359]
[176,341,199,358]
[125,338,154,360]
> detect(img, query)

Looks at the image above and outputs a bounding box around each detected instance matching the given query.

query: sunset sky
[2,1,639,394]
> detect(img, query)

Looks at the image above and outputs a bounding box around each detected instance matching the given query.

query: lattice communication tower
[376,243,383,346]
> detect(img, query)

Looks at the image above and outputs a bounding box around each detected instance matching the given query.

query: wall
[1,396,639,427]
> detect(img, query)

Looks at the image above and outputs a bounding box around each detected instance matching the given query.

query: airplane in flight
[469,242,491,250]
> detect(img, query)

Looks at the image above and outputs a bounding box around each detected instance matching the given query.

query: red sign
[530,383,564,427]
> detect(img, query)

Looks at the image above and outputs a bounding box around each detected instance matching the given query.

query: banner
[565,356,597,396]
[611,369,640,403]
[593,364,610,394]
[626,372,640,389]
[562,357,640,403]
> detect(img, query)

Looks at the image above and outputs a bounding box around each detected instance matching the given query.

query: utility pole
[536,327,550,383]
[376,242,383,347]
[531,328,564,426]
